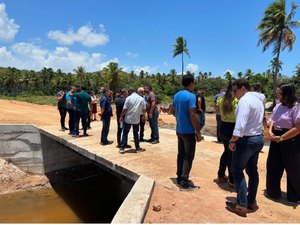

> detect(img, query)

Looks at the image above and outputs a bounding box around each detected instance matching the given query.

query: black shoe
[100,140,113,146]
[83,133,89,137]
[179,182,200,191]
[146,139,154,142]
[151,140,159,144]
[124,144,132,148]
[139,138,146,142]
[63,127,69,130]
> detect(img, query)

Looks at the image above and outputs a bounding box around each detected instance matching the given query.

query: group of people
[212,79,300,217]
[57,76,300,217]
[56,85,160,153]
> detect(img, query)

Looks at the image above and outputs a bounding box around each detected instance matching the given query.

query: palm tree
[172,36,190,76]
[169,69,177,87]
[103,62,122,95]
[257,0,300,106]
[73,66,86,87]
[270,58,283,78]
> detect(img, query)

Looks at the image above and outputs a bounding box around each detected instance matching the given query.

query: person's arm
[273,122,300,142]
[268,120,275,140]
[57,92,64,102]
[149,95,156,119]
[189,108,201,142]
[197,97,203,113]
[119,109,128,122]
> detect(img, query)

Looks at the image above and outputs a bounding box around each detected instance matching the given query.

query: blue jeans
[232,135,263,207]
[195,112,205,130]
[101,117,111,143]
[121,121,140,149]
[148,111,159,141]
[176,133,196,185]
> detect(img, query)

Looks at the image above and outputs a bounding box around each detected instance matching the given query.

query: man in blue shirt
[171,75,202,191]
[66,85,77,136]
[99,88,113,145]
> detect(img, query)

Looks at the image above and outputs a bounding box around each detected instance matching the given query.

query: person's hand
[229,142,236,151]
[196,130,202,142]
[273,136,283,143]
[119,117,123,123]
[149,113,153,119]
[268,130,275,140]
[142,115,146,122]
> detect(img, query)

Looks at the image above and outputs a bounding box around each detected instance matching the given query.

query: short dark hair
[128,87,136,95]
[280,83,297,108]
[81,86,86,91]
[252,83,262,92]
[102,88,108,94]
[232,79,250,91]
[182,75,194,87]
[121,88,127,95]
[145,85,152,91]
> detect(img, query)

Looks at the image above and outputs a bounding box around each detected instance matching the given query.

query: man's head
[121,88,128,97]
[144,85,152,94]
[128,87,136,95]
[81,86,86,92]
[102,88,110,97]
[232,79,250,99]
[70,85,77,93]
[137,87,145,97]
[251,83,262,92]
[182,75,195,91]
[199,87,206,94]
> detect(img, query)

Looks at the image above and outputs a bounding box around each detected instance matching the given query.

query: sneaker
[179,182,200,192]
[151,140,160,144]
[226,201,247,217]
[119,148,125,154]
[71,134,79,138]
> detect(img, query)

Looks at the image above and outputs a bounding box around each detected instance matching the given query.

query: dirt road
[0,99,299,223]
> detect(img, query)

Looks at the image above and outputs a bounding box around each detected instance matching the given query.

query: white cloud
[0,42,116,72]
[186,63,199,73]
[133,65,158,74]
[48,24,109,47]
[163,61,169,67]
[126,51,139,58]
[0,3,20,42]
[223,69,235,75]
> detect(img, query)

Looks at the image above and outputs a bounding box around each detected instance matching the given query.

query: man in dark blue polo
[99,88,113,145]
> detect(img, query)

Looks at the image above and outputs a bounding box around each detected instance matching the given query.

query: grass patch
[0,94,57,106]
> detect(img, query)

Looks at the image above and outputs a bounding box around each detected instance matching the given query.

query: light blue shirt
[233,92,264,137]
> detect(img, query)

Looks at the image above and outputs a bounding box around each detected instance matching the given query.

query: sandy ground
[0,99,299,223]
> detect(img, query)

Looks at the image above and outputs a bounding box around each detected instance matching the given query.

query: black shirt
[115,95,126,119]
[196,93,206,113]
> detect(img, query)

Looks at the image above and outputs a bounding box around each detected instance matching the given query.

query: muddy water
[0,164,134,223]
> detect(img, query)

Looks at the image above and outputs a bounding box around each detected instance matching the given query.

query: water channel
[0,163,134,223]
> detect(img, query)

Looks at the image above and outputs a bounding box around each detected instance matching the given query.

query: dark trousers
[75,111,88,135]
[176,133,196,185]
[216,114,222,142]
[117,116,123,146]
[149,111,159,141]
[139,115,145,140]
[101,117,111,143]
[87,111,91,128]
[58,108,67,129]
[67,109,76,134]
[267,130,300,202]
[121,121,140,149]
[218,121,235,183]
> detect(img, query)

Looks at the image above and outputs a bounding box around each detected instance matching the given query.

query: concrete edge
[38,128,139,181]
[111,175,155,224]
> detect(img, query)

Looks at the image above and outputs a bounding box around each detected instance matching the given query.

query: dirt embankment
[0,158,50,194]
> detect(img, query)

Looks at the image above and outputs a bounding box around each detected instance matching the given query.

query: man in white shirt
[119,87,147,154]
[226,79,264,217]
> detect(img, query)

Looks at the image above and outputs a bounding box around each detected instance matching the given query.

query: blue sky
[0,0,300,77]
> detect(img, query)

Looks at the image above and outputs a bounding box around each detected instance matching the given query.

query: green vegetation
[0,94,57,106]
[0,0,300,106]
[257,0,300,106]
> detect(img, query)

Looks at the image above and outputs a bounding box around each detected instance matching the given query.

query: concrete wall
[0,125,44,174]
[0,125,90,175]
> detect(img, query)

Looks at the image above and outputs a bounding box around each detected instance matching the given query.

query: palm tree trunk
[273,33,282,108]
[181,53,184,76]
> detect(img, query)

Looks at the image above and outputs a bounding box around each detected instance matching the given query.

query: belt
[274,127,289,131]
